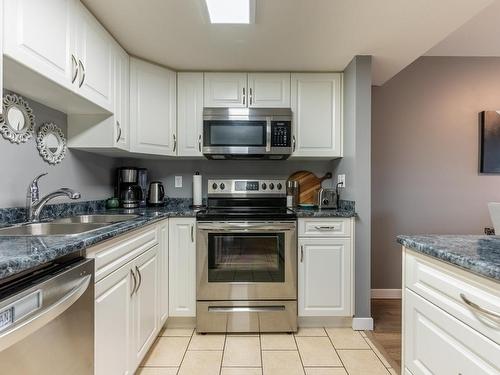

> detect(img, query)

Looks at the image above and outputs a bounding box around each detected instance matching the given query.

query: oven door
[202,119,271,156]
[196,221,297,300]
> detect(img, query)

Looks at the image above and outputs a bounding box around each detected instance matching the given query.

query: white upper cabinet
[248,73,291,108]
[177,72,204,157]
[204,72,247,108]
[72,1,113,112]
[291,73,342,158]
[3,0,75,89]
[130,58,176,156]
[0,0,3,115]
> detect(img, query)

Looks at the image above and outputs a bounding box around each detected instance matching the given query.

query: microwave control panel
[271,121,291,147]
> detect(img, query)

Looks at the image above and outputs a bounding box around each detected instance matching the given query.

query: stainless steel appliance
[117,167,142,208]
[0,255,94,374]
[196,179,297,333]
[317,188,338,209]
[202,108,293,160]
[147,181,165,206]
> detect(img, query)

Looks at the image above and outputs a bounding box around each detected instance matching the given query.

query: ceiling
[82,0,493,85]
[426,0,500,56]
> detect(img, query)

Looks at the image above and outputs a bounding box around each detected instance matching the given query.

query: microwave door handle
[266,118,271,152]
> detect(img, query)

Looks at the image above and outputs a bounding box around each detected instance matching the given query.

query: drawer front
[404,289,500,375]
[298,218,351,237]
[90,225,158,282]
[405,251,500,344]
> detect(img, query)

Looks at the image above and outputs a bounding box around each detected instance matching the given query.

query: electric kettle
[147,181,165,207]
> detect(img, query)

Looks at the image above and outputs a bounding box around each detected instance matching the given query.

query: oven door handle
[197,223,296,231]
[208,306,286,313]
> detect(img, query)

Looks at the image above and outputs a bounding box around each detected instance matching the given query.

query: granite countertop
[397,235,500,282]
[0,202,199,282]
[294,208,356,218]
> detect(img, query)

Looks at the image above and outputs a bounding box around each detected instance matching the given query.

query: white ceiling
[426,0,500,56]
[82,0,493,85]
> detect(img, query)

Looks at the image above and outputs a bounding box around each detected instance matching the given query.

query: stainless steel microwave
[202,108,293,160]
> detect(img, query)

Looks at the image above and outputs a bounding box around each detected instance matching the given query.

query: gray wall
[335,56,372,318]
[372,56,500,289]
[118,158,336,198]
[0,91,117,208]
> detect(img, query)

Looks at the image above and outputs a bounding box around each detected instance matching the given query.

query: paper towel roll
[193,172,202,206]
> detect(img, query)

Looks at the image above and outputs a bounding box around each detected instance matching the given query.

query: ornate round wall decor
[36,122,67,165]
[0,94,35,144]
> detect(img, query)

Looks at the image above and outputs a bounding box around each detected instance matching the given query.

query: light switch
[175,176,183,188]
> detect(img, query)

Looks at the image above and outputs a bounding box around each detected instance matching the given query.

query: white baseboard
[352,317,374,331]
[371,289,402,299]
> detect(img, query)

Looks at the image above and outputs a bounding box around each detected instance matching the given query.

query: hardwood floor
[367,299,402,373]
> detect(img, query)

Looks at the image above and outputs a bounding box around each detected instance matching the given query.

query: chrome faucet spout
[26,174,81,222]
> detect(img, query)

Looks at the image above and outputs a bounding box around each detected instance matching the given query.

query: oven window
[205,121,266,147]
[208,233,285,282]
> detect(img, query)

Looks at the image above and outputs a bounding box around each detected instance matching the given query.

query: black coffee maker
[116,167,142,208]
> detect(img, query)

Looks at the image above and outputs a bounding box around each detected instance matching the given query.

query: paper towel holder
[190,171,205,210]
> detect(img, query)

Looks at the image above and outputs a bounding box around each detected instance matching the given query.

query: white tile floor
[137,326,397,375]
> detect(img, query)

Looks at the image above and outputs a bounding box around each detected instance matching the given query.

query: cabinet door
[404,289,500,375]
[298,238,352,316]
[204,73,247,108]
[73,1,113,111]
[3,0,75,89]
[0,0,3,115]
[169,218,196,317]
[158,220,169,326]
[114,45,130,150]
[248,73,290,108]
[177,72,204,156]
[291,73,342,157]
[130,58,177,155]
[95,262,134,375]
[132,244,159,366]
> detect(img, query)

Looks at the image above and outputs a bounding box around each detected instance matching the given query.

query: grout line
[219,333,227,375]
[292,329,307,374]
[258,332,264,373]
[175,328,195,374]
[324,327,351,375]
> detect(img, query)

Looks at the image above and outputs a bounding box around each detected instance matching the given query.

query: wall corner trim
[371,289,402,299]
[352,317,374,331]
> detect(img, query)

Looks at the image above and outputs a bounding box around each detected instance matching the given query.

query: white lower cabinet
[403,249,500,375]
[297,218,354,317]
[169,218,196,317]
[93,221,168,375]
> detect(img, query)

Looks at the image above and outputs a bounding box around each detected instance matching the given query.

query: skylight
[205,0,254,24]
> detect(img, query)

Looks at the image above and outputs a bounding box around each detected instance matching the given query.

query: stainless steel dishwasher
[0,256,94,374]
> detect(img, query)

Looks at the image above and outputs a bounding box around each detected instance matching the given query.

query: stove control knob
[269,183,275,190]
[220,183,225,190]
[261,183,267,190]
[212,183,218,190]
[277,183,282,190]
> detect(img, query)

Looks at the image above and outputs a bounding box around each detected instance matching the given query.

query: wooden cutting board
[288,171,333,205]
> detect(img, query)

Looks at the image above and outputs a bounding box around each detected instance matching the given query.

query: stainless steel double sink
[0,214,140,236]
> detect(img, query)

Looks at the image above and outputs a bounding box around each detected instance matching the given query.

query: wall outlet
[175,176,183,188]
[337,174,346,188]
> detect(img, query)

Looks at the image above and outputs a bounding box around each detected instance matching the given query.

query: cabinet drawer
[87,225,158,282]
[298,218,351,237]
[405,250,500,344]
[404,289,500,375]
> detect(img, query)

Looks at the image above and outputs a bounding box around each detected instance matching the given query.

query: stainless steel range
[196,179,297,333]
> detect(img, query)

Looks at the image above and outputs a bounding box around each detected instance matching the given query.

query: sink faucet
[26,173,81,222]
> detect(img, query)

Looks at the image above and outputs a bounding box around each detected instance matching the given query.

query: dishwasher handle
[0,272,92,352]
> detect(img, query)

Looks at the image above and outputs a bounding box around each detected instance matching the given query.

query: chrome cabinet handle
[242,87,246,106]
[135,266,142,292]
[292,136,296,152]
[249,87,253,105]
[78,60,85,88]
[314,225,337,231]
[116,121,122,143]
[173,134,177,152]
[460,293,500,319]
[130,269,137,297]
[198,134,202,152]
[191,224,194,242]
[71,54,78,84]
[300,245,304,262]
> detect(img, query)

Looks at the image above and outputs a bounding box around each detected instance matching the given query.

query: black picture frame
[479,110,500,173]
